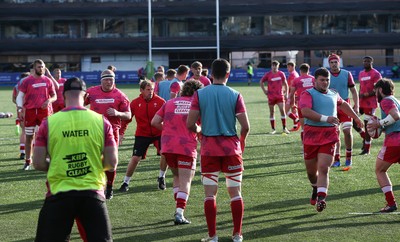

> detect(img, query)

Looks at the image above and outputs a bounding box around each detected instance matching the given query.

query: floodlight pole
[148,0,152,62]
[216,0,220,59]
[148,0,220,61]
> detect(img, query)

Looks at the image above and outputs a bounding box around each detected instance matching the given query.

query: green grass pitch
[0,82,400,241]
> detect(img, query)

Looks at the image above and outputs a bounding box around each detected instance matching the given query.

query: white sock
[123,176,131,184]
[173,187,179,197]
[317,187,328,194]
[176,207,184,215]
[159,170,166,178]
[382,186,392,193]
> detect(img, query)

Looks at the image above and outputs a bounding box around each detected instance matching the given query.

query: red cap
[328,54,340,63]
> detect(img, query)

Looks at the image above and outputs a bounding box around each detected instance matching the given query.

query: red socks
[231,197,244,236]
[105,170,116,186]
[204,196,244,237]
[385,191,396,206]
[204,197,217,237]
[288,112,298,121]
[176,192,189,210]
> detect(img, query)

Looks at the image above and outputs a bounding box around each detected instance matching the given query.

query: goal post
[148,0,220,62]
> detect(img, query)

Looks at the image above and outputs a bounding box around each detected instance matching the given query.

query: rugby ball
[367,116,382,139]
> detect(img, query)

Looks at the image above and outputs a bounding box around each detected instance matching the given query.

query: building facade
[0,0,400,72]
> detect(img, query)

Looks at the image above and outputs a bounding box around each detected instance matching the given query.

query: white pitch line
[349,212,400,215]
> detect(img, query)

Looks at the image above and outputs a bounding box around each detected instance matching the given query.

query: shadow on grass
[240,185,400,240]
[243,159,300,168]
[0,199,42,215]
[111,183,170,197]
[244,214,399,240]
[0,158,25,164]
[99,185,400,241]
[0,169,46,183]
[112,219,231,242]
[245,143,299,150]
[246,185,400,213]
[115,157,165,174]
[245,168,304,179]
[117,146,134,151]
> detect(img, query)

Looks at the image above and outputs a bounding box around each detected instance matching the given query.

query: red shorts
[303,142,336,160]
[163,153,196,170]
[378,146,400,163]
[337,108,352,123]
[201,154,243,173]
[24,108,51,128]
[359,107,376,116]
[268,96,284,105]
[52,103,65,113]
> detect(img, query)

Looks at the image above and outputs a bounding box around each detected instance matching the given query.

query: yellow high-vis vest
[47,109,105,195]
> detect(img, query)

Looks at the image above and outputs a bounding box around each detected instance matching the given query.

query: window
[265,15,304,35]
[222,16,252,36]
[83,18,124,38]
[349,14,380,34]
[391,14,400,33]
[186,18,215,37]
[221,15,304,36]
[167,18,187,37]
[309,15,347,35]
[2,21,39,39]
[43,20,80,38]
[126,18,148,38]
[166,17,215,37]
[96,18,124,38]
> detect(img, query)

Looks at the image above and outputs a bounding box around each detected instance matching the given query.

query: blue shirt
[197,85,239,136]
[381,96,400,135]
[329,69,350,99]
[305,88,338,127]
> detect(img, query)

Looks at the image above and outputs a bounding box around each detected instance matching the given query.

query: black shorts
[35,192,112,242]
[132,136,161,158]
